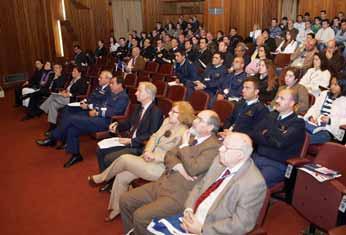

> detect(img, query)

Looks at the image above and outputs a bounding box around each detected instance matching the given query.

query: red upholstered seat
[166,85,186,101]
[188,90,210,113]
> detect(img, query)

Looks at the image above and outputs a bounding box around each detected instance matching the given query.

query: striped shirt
[320,93,336,116]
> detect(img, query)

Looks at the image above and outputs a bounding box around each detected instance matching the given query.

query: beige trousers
[92,154,165,216]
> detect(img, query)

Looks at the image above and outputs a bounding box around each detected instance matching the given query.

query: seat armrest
[94,131,111,140]
[286,157,311,166]
[340,125,346,130]
[247,228,267,235]
[328,225,346,235]
[330,180,346,194]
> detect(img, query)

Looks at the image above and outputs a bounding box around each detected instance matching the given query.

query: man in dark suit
[141,39,155,61]
[37,76,129,168]
[119,110,221,235]
[222,77,268,136]
[195,38,212,70]
[251,88,305,187]
[97,82,164,172]
[72,45,88,67]
[153,39,168,65]
[184,39,198,63]
[193,52,228,105]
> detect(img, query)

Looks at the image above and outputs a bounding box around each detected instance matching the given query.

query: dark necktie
[193,169,231,212]
[129,107,144,137]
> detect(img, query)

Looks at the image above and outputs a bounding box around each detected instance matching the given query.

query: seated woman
[299,53,331,97]
[255,59,278,104]
[88,101,195,222]
[274,30,298,54]
[40,66,87,130]
[271,67,309,114]
[245,45,271,76]
[304,75,346,144]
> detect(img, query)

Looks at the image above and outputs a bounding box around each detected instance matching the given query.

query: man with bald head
[251,88,305,187]
[148,132,266,235]
[321,39,345,75]
[125,46,145,73]
[119,110,221,235]
[290,38,318,69]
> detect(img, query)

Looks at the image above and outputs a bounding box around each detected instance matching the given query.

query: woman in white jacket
[275,30,298,54]
[299,53,331,97]
[304,75,346,144]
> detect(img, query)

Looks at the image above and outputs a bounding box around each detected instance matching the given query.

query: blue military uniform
[224,99,268,136]
[251,111,305,187]
[218,71,247,100]
[200,64,227,97]
[175,59,200,97]
[51,90,129,155]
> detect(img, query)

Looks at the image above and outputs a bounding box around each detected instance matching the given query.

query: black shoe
[99,180,113,193]
[21,114,34,121]
[56,143,66,150]
[64,154,83,168]
[36,138,56,147]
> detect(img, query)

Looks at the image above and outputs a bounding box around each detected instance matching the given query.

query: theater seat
[166,85,186,101]
[211,99,234,126]
[188,90,210,113]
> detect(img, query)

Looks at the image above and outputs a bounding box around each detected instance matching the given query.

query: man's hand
[216,93,224,101]
[218,129,230,139]
[22,81,29,87]
[174,163,197,181]
[309,116,317,124]
[118,138,131,145]
[181,211,202,235]
[108,122,118,133]
[80,102,88,110]
[88,109,98,117]
[143,152,155,162]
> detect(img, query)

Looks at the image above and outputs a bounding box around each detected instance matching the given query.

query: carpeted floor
[0,90,124,235]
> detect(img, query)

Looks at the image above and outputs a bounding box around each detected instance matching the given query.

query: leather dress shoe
[64,154,83,168]
[36,138,56,147]
[55,142,66,150]
[99,180,113,193]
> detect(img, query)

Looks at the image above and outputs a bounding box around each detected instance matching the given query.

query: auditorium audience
[304,75,346,144]
[109,36,119,57]
[88,101,194,222]
[119,110,221,235]
[275,30,298,54]
[124,47,145,74]
[22,63,65,120]
[299,53,331,97]
[195,38,212,70]
[255,59,278,104]
[290,38,318,69]
[316,19,335,49]
[296,21,314,44]
[95,40,107,59]
[320,39,345,75]
[246,45,271,76]
[72,45,88,67]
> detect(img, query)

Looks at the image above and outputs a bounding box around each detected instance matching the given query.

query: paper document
[97,137,125,149]
[68,102,81,107]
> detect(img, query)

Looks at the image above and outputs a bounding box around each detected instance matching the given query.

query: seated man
[320,39,345,75]
[251,88,305,187]
[148,132,266,235]
[124,47,145,74]
[290,38,318,70]
[195,38,212,70]
[193,52,227,105]
[217,56,247,102]
[37,76,129,168]
[40,66,87,127]
[221,77,268,136]
[119,110,221,235]
[97,82,163,173]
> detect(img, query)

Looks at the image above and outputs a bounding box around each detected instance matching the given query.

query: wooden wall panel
[142,0,160,32]
[0,0,113,77]
[298,0,346,19]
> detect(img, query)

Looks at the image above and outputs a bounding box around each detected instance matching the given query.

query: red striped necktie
[193,169,231,212]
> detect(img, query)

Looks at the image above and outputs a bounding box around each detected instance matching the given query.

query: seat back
[151,73,165,81]
[156,96,173,117]
[167,85,187,101]
[292,142,346,231]
[274,54,291,68]
[188,90,210,112]
[112,102,131,122]
[158,63,173,75]
[126,86,138,104]
[144,61,159,73]
[152,80,167,96]
[124,73,137,88]
[211,100,235,126]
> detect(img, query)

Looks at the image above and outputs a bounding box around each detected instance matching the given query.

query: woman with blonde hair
[88,101,195,222]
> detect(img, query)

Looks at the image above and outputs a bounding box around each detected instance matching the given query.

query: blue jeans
[253,153,287,188]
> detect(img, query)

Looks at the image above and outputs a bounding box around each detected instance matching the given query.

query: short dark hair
[213,52,224,60]
[320,10,327,14]
[175,49,186,56]
[114,76,124,87]
[322,19,330,24]
[262,28,270,34]
[285,67,301,79]
[272,17,278,22]
[200,38,208,44]
[73,66,83,74]
[282,16,288,21]
[74,45,81,49]
[119,37,126,41]
[307,32,315,38]
[243,77,260,90]
[304,12,310,16]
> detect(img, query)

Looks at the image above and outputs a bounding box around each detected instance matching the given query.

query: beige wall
[112,0,143,39]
